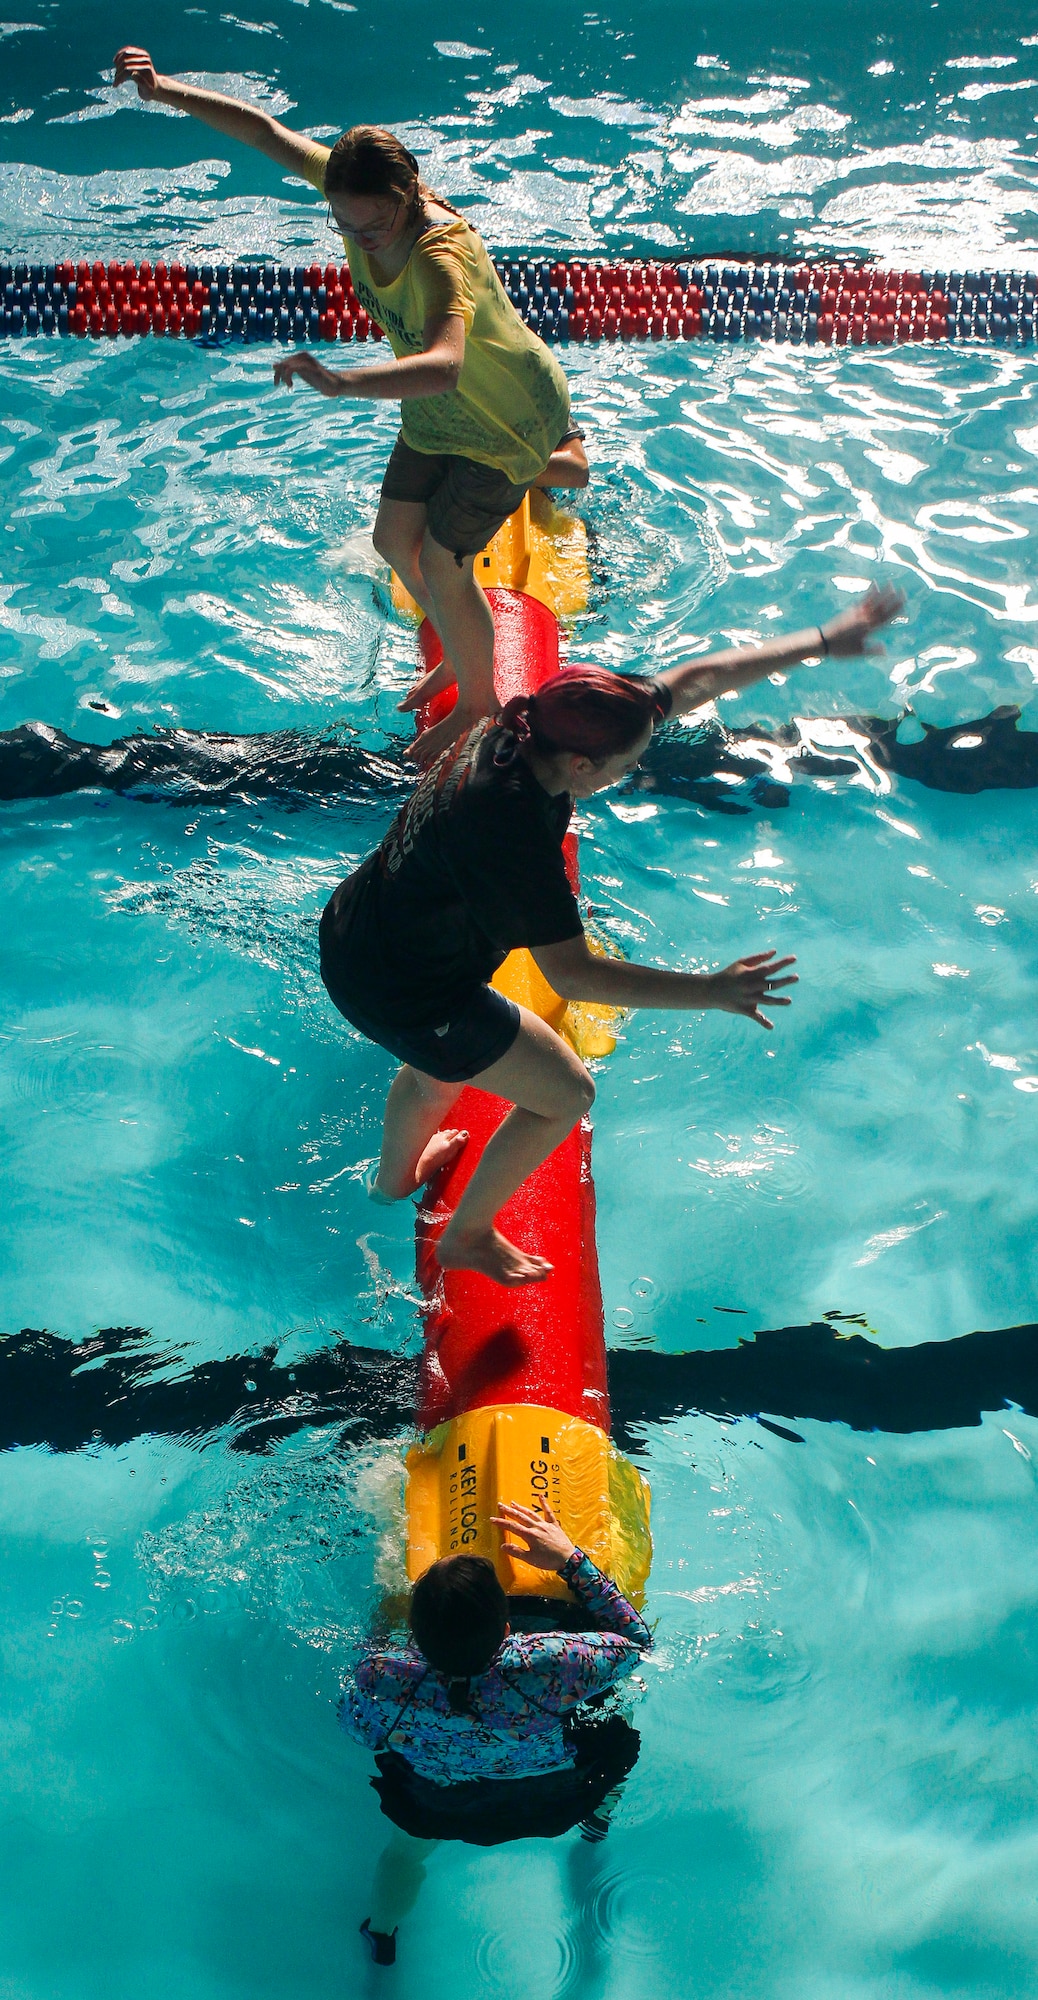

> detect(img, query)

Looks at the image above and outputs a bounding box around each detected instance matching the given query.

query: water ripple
[474,1923,580,1995]
[583,1863,673,1958]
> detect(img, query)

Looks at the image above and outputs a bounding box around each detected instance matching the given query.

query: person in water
[113,49,588,760]
[319,583,904,1286]
[344,1497,652,1963]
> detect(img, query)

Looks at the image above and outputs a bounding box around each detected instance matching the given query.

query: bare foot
[436,1222,553,1286]
[414,1127,468,1187]
[397,658,457,713]
[405,705,487,766]
[370,1130,469,1203]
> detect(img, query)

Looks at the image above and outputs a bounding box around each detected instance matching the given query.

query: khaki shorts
[380,430,580,562]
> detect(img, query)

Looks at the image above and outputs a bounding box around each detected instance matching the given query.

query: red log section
[413,589,609,1436]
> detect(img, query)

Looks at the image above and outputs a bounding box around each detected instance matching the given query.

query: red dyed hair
[499,667,663,764]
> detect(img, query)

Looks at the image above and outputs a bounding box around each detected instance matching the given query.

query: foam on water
[3,3,1038,1995]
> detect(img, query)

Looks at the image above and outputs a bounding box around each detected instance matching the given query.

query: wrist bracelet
[817,626,830,657]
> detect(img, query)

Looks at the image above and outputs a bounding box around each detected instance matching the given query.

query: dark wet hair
[410,1555,508,1712]
[498,667,663,767]
[324,125,458,221]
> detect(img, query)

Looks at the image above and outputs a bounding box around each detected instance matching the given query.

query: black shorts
[380,435,530,560]
[380,427,582,562]
[369,1715,641,1846]
[321,969,521,1084]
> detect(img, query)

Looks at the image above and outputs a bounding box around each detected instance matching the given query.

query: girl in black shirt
[320,585,902,1285]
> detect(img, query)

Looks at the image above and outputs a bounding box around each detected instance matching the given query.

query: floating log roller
[392,494,653,1609]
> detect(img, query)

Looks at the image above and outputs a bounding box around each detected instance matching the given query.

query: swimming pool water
[3,3,1038,1995]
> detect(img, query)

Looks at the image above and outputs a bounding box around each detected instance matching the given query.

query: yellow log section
[390,486,591,622]
[406,1404,653,1606]
[491,931,621,1062]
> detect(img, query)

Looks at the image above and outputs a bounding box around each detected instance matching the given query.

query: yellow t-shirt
[302,146,570,484]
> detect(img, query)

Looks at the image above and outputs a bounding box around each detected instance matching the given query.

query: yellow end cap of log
[405,1404,652,1606]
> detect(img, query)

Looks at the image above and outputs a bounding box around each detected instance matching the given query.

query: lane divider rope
[1,255,1033,346]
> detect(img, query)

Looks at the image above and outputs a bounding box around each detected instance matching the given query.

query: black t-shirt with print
[321,718,584,1031]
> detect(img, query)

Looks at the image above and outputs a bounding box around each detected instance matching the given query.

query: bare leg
[406,531,497,763]
[372,496,436,623]
[436,1008,595,1286]
[395,655,458,715]
[372,498,459,715]
[368,1829,438,1932]
[373,499,459,709]
[533,437,589,490]
[373,1066,468,1201]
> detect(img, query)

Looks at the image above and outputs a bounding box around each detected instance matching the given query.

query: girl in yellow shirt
[114,51,588,759]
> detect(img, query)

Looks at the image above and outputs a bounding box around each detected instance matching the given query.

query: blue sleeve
[339,1676,386,1750]
[560,1549,654,1651]
[505,1624,642,1707]
[337,1649,420,1750]
[501,1554,652,1709]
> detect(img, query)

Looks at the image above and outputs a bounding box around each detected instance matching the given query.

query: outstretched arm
[532,940,797,1031]
[272,311,466,402]
[113,45,318,176]
[657,582,905,720]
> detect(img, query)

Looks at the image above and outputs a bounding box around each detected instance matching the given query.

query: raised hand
[273,352,346,397]
[820,582,905,658]
[114,46,159,98]
[490,1498,576,1572]
[703,949,798,1031]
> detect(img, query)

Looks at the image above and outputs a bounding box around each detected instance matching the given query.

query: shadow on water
[631,706,1038,814]
[1,705,1037,816]
[3,1317,1038,1456]
[0,720,412,811]
[0,1325,415,1455]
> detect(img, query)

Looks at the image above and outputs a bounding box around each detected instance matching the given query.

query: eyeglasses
[325,197,403,241]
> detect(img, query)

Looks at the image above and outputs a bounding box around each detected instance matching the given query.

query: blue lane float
[1,255,1036,347]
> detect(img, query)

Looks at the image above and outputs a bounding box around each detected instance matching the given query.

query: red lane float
[5,256,1026,346]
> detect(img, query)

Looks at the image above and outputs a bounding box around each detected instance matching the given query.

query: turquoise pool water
[3,3,1038,1994]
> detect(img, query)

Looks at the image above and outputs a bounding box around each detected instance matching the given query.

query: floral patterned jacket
[340,1550,652,1785]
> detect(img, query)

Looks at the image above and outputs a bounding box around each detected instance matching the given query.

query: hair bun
[494,695,533,765]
